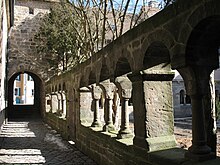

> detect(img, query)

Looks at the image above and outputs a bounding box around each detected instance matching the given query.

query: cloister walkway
[0,117,97,165]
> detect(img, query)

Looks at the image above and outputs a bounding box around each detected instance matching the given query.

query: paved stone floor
[0,119,97,165]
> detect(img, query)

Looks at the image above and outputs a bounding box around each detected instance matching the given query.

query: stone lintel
[128,71,174,82]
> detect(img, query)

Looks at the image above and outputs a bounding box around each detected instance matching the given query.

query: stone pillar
[51,93,58,113]
[128,69,176,152]
[99,81,115,132]
[57,92,62,114]
[61,92,67,118]
[91,85,102,127]
[114,77,133,139]
[178,66,215,161]
[45,94,51,113]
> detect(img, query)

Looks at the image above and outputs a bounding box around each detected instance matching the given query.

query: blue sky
[70,0,164,12]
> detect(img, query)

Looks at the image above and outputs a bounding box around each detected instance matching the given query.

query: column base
[185,144,215,161]
[91,121,102,127]
[117,128,133,139]
[133,135,177,152]
[103,124,115,132]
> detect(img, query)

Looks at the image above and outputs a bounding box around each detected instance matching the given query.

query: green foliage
[35,2,85,72]
[35,0,166,74]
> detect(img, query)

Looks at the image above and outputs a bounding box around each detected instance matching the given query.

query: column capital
[114,77,132,99]
[91,85,102,100]
[98,80,115,99]
[177,66,213,96]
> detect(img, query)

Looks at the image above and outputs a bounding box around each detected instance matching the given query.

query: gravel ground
[174,118,220,157]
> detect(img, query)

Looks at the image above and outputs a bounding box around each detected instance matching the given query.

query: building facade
[0,0,14,127]
[173,69,220,118]
[13,73,34,104]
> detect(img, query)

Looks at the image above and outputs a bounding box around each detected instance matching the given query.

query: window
[28,75,33,81]
[180,90,191,105]
[14,88,21,96]
[15,75,21,81]
[29,7,34,14]
[180,90,185,104]
[16,97,21,104]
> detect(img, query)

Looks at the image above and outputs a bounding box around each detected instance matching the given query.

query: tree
[35,3,79,72]
[35,0,167,73]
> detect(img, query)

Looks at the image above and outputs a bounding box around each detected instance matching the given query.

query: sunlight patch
[0,149,45,164]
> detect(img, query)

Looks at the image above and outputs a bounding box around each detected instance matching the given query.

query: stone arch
[114,57,132,78]
[58,84,62,91]
[88,70,96,85]
[99,61,111,82]
[8,71,44,119]
[55,85,58,92]
[52,86,55,93]
[79,67,91,87]
[143,41,170,70]
[63,82,66,91]
[185,15,220,68]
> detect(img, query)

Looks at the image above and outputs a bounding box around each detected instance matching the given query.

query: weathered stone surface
[5,0,220,164]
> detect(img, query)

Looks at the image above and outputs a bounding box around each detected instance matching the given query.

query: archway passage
[8,72,43,119]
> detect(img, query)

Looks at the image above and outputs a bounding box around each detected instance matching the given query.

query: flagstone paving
[0,119,97,165]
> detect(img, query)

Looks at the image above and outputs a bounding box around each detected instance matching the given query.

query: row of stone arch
[43,0,220,162]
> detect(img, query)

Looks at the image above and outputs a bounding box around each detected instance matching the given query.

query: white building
[13,73,34,104]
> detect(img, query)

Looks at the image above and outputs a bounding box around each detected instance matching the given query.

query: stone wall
[0,0,9,129]
[8,0,56,80]
[44,0,220,164]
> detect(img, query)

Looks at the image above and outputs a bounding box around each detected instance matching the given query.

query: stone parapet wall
[44,112,68,139]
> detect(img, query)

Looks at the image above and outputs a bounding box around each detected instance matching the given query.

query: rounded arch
[55,85,58,92]
[58,84,62,91]
[143,41,171,70]
[99,61,111,82]
[8,71,45,119]
[88,70,96,85]
[186,15,220,68]
[114,57,132,78]
[63,82,66,91]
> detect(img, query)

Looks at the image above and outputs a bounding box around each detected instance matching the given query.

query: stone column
[99,81,115,132]
[61,92,67,118]
[45,94,51,113]
[128,69,176,152]
[114,77,133,139]
[178,66,215,161]
[57,92,62,114]
[51,93,58,113]
[91,85,102,127]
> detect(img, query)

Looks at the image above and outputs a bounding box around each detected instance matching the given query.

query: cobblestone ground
[174,117,220,157]
[0,119,97,165]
